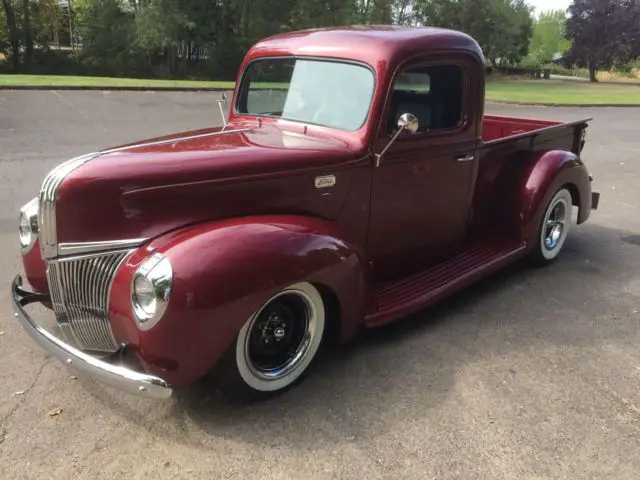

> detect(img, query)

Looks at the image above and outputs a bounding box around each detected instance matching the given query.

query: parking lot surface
[1,91,639,479]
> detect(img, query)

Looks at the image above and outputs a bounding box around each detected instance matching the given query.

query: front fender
[518,150,592,244]
[108,215,366,387]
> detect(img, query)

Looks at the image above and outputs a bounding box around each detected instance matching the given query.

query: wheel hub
[257,311,290,345]
[544,202,566,250]
[246,294,311,378]
[273,327,286,340]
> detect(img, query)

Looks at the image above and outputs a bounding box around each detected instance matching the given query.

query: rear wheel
[529,187,573,265]
[212,282,325,402]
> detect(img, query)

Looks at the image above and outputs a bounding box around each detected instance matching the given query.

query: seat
[387,90,446,133]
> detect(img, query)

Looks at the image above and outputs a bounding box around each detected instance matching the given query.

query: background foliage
[1,0,639,81]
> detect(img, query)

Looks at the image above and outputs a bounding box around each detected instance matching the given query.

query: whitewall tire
[213,282,326,402]
[530,187,573,265]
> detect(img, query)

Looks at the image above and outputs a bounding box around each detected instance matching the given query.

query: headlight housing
[18,197,39,253]
[131,252,173,330]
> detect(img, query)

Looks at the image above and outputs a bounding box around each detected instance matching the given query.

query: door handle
[456,154,474,162]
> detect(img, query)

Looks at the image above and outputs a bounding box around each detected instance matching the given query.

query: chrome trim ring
[18,197,39,254]
[130,253,173,330]
[540,188,572,261]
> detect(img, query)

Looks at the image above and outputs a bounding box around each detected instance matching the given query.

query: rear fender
[109,215,366,387]
[517,150,592,244]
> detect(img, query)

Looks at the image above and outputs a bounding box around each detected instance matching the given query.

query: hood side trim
[58,238,148,257]
[101,127,253,155]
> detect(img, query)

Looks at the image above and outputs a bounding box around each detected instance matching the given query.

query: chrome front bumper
[10,275,172,400]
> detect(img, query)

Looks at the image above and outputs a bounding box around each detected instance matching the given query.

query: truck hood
[54,123,366,244]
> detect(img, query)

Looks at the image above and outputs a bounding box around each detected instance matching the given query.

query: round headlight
[131,253,173,329]
[133,274,157,318]
[18,197,39,252]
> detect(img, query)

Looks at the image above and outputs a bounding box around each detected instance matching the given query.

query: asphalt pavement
[1,91,639,479]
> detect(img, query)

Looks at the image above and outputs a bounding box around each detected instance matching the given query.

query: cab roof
[244,25,485,70]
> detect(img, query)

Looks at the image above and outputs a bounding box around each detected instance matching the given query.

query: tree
[529,9,571,65]
[1,0,20,70]
[500,0,534,64]
[412,0,534,65]
[74,0,138,75]
[134,0,192,75]
[0,4,8,55]
[33,0,68,48]
[565,0,640,82]
[21,0,33,69]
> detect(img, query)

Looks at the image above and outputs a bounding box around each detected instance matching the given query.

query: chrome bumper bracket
[11,275,172,400]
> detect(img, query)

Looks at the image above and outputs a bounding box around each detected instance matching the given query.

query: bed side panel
[469,124,581,239]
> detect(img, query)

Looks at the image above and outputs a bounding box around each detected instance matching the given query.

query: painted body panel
[107,215,366,387]
[368,134,478,281]
[22,239,48,294]
[55,124,369,245]
[15,26,598,392]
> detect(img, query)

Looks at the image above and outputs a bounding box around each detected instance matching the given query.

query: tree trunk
[1,0,21,71]
[396,0,410,24]
[21,0,34,70]
[588,62,598,82]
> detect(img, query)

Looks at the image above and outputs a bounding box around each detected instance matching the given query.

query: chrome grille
[46,250,132,353]
[38,153,98,260]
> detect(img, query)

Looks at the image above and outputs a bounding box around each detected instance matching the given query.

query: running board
[366,240,528,327]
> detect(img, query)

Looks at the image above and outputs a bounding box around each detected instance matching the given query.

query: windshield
[236,58,375,131]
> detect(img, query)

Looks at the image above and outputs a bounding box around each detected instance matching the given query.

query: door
[367,60,479,281]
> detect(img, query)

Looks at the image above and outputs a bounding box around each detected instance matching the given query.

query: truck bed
[480,114,591,151]
[482,114,562,142]
[468,114,592,241]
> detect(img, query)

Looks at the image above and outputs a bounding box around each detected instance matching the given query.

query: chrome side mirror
[397,113,419,134]
[375,112,420,166]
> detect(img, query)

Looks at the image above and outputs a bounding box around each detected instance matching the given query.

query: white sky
[526,0,571,15]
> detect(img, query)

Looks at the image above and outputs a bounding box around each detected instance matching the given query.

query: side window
[387,64,465,134]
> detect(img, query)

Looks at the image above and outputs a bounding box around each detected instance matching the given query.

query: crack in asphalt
[0,358,50,443]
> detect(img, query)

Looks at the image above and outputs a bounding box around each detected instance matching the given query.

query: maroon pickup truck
[12,26,599,402]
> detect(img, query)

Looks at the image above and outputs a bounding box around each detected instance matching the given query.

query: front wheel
[529,187,573,265]
[212,282,326,402]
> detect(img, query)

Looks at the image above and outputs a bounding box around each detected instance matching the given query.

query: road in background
[1,91,639,479]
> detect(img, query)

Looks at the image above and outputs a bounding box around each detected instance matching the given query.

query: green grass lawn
[0,74,233,89]
[2,75,640,105]
[486,80,640,105]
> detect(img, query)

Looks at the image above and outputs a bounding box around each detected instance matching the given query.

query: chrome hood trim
[38,152,100,260]
[100,127,252,155]
[58,238,148,257]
